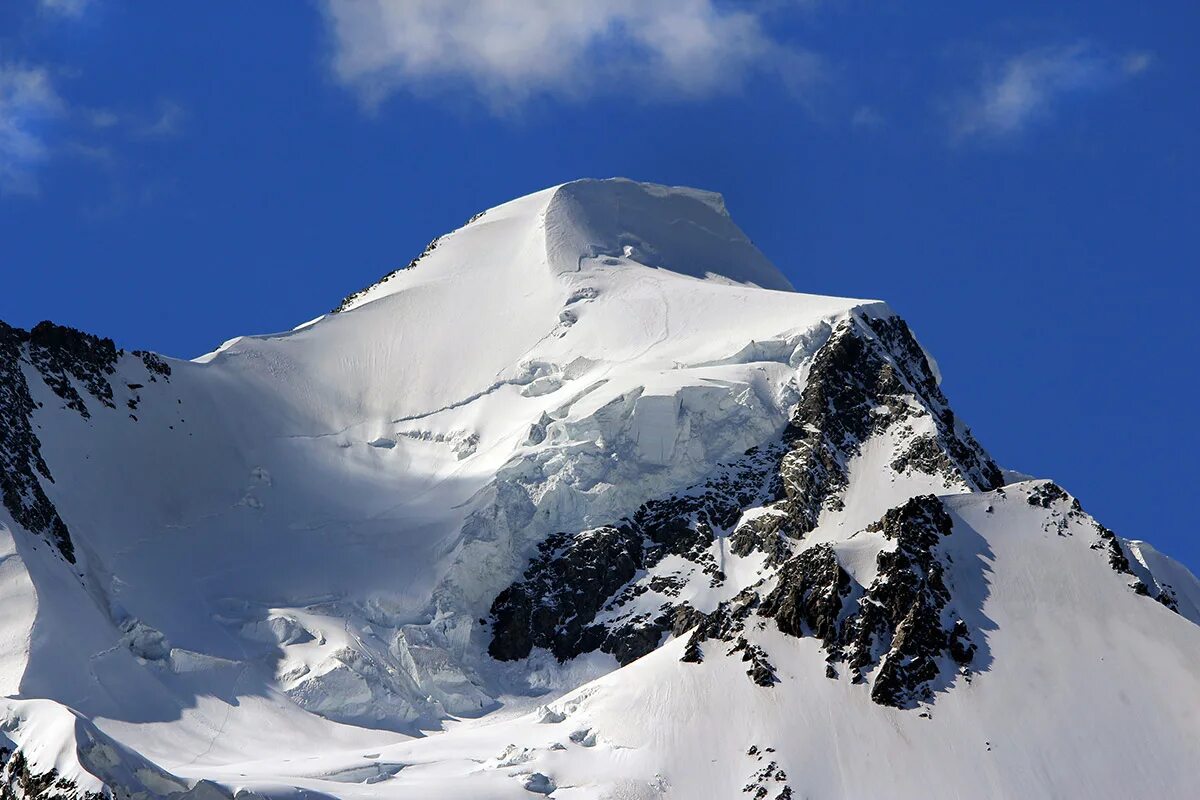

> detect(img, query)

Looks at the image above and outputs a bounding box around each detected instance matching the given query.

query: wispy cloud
[0,62,186,199]
[0,65,64,195]
[80,100,187,139]
[135,100,186,138]
[39,0,90,19]
[322,0,821,111]
[953,43,1152,140]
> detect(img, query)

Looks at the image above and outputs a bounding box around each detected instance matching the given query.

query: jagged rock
[948,618,976,665]
[1027,482,1070,509]
[632,448,782,571]
[742,757,791,800]
[488,525,643,662]
[0,746,105,800]
[755,496,974,707]
[729,512,792,566]
[730,637,777,687]
[134,350,171,381]
[760,543,852,646]
[2,749,75,800]
[27,322,119,418]
[851,495,961,708]
[1,323,72,561]
[679,590,760,665]
[770,317,1001,542]
[891,434,954,477]
[1088,521,1181,612]
[0,322,125,563]
[1091,522,1133,574]
[488,314,998,699]
[0,321,169,562]
[668,604,707,637]
[1156,590,1180,612]
[333,237,443,313]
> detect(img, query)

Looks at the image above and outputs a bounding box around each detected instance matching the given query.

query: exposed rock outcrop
[488,312,999,699]
[0,321,169,563]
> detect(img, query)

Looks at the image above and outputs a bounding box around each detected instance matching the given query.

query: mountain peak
[2,179,1197,799]
[334,177,791,315]
[544,178,794,292]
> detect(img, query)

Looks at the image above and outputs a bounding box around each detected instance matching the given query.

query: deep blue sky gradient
[1,2,1197,568]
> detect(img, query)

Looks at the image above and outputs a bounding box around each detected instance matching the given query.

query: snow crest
[0,179,1197,799]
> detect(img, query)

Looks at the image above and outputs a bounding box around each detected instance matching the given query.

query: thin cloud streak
[953,43,1152,140]
[0,63,186,199]
[39,0,90,18]
[0,65,64,195]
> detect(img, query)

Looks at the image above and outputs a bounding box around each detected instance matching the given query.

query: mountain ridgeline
[0,179,1195,799]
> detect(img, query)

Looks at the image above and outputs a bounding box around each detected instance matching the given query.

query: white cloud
[40,0,90,18]
[322,0,820,109]
[954,43,1150,140]
[0,65,64,195]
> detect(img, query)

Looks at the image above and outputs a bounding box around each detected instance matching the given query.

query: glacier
[0,178,1197,799]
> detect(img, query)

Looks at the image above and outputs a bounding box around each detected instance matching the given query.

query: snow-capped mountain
[1,178,1197,799]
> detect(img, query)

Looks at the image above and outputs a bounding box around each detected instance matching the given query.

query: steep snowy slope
[0,178,1197,799]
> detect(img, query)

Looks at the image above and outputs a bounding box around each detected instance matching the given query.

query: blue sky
[1,1,1197,569]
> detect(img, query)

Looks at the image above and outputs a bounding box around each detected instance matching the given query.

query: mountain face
[0,178,1196,799]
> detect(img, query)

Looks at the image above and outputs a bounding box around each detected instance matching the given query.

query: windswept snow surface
[0,179,1197,798]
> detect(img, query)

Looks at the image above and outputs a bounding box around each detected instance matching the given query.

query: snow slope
[0,178,1196,799]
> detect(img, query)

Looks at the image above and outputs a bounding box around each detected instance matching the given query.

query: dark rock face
[1155,589,1180,612]
[679,591,757,659]
[760,544,852,643]
[851,496,962,708]
[1092,523,1133,573]
[27,322,119,419]
[677,590,777,687]
[535,494,977,708]
[1027,481,1071,509]
[1,322,87,562]
[769,315,1000,544]
[488,446,790,667]
[866,317,1002,488]
[728,511,792,567]
[758,496,972,708]
[0,746,105,800]
[135,350,171,381]
[0,320,169,563]
[487,312,1000,700]
[633,445,788,573]
[488,525,644,662]
[890,434,953,478]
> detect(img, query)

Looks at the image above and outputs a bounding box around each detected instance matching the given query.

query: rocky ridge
[487,310,1182,709]
[0,321,169,563]
[488,310,1005,705]
[0,179,1197,798]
